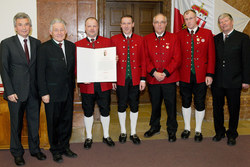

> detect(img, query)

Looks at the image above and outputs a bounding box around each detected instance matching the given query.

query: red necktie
[58,42,62,48]
[23,39,30,64]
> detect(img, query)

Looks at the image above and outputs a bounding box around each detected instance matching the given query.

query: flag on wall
[171,0,250,34]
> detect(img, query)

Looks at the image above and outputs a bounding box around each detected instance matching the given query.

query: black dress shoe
[130,134,141,145]
[144,128,160,138]
[227,138,236,146]
[194,132,203,142]
[63,148,77,158]
[168,133,177,142]
[31,151,46,160]
[181,130,190,139]
[212,134,225,142]
[53,153,63,163]
[103,137,115,147]
[84,138,93,150]
[119,133,127,143]
[14,156,25,166]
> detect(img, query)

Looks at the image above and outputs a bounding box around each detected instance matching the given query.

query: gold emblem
[197,38,200,41]
[166,46,169,49]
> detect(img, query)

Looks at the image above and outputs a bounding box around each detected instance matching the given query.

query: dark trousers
[8,94,41,157]
[148,83,178,134]
[81,83,111,117]
[211,86,241,139]
[45,93,73,155]
[117,78,140,113]
[179,73,207,111]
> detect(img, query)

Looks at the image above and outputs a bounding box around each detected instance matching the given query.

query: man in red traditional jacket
[177,9,215,142]
[111,15,146,145]
[143,13,181,142]
[75,17,115,149]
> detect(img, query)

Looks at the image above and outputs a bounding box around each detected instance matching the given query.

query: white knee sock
[100,115,110,138]
[182,107,191,131]
[130,111,138,135]
[195,110,205,133]
[84,116,93,139]
[118,112,126,134]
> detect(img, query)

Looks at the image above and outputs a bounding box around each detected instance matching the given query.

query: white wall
[0,0,37,41]
[0,0,37,88]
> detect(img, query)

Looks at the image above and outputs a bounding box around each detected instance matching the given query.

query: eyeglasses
[184,17,195,21]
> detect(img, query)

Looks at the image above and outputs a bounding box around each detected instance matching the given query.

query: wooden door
[105,1,162,38]
[104,1,162,103]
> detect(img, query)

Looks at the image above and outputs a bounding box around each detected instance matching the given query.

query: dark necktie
[91,39,95,48]
[224,34,228,42]
[191,30,194,37]
[58,42,67,65]
[158,36,162,40]
[23,39,30,64]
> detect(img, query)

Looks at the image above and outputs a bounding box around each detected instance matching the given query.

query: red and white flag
[171,0,250,34]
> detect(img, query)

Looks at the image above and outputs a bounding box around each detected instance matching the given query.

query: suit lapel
[29,37,36,66]
[14,35,29,65]
[64,40,71,71]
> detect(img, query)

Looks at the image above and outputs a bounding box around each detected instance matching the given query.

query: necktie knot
[24,39,27,43]
[91,39,95,43]
[158,36,162,39]
[224,34,229,42]
[191,30,194,35]
[58,42,62,48]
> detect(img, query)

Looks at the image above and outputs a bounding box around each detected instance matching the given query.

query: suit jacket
[177,28,215,83]
[111,33,146,86]
[0,35,41,101]
[213,30,250,88]
[37,39,75,102]
[75,36,112,94]
[144,32,181,84]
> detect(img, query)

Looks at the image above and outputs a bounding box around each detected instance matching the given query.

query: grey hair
[50,18,67,31]
[218,13,233,23]
[153,13,167,23]
[13,12,32,27]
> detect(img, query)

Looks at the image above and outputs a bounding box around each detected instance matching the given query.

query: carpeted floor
[1,135,250,167]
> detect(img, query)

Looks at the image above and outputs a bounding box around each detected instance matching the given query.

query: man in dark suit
[212,13,250,146]
[0,12,46,166]
[37,18,77,162]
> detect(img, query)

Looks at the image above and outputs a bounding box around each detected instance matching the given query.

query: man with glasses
[177,9,215,142]
[143,13,181,142]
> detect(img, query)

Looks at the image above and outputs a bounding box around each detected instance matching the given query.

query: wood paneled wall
[224,0,250,35]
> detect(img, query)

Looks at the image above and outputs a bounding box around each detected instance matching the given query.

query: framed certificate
[76,47,117,83]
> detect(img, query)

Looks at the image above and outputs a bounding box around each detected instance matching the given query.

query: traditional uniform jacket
[75,36,112,94]
[111,33,146,86]
[144,32,181,84]
[213,30,250,88]
[177,27,215,83]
